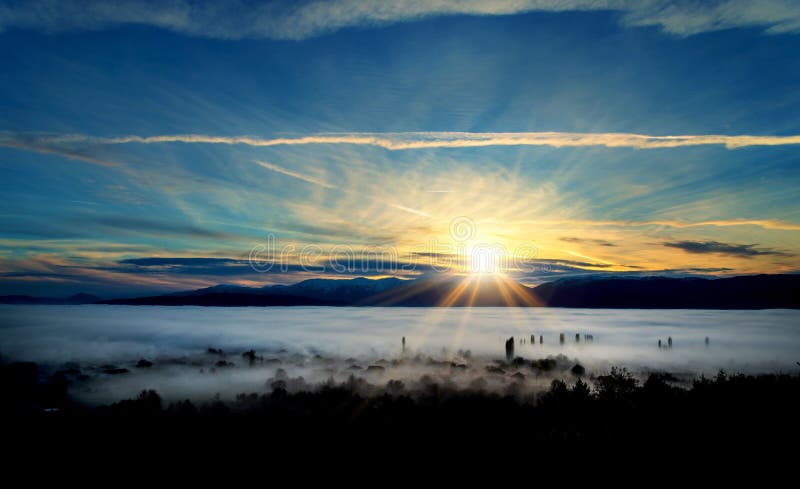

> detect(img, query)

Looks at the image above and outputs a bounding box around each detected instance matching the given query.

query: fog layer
[1,305,798,405]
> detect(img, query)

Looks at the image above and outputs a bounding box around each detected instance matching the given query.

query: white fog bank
[1,305,798,404]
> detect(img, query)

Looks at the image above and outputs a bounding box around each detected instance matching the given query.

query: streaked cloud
[119,257,245,267]
[663,240,790,257]
[89,216,239,241]
[2,1,799,39]
[647,219,800,232]
[563,250,617,266]
[256,160,335,189]
[0,132,121,167]
[389,204,432,218]
[517,218,800,232]
[255,160,432,220]
[622,0,800,36]
[5,131,800,156]
[524,258,618,269]
[97,131,800,150]
[560,236,617,247]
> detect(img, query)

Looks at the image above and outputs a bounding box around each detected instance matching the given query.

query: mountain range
[0,292,102,305]
[3,274,799,309]
[92,274,800,308]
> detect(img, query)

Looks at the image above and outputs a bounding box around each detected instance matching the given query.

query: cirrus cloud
[5,131,800,158]
[0,1,799,40]
[663,240,790,257]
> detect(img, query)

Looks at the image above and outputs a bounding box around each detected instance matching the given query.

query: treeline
[3,361,799,450]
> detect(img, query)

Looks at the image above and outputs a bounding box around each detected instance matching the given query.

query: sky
[0,0,799,297]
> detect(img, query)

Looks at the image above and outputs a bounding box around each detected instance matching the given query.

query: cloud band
[8,131,800,152]
[2,1,799,40]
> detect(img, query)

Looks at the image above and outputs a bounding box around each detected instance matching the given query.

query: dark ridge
[8,274,800,308]
[534,274,800,309]
[0,293,102,305]
[101,293,343,306]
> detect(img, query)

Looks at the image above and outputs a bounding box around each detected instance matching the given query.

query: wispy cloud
[663,240,790,257]
[5,131,800,155]
[389,204,432,218]
[89,216,237,241]
[0,132,121,167]
[517,218,800,232]
[255,160,430,219]
[560,236,617,247]
[621,0,800,36]
[647,219,800,231]
[1,1,799,39]
[103,131,800,150]
[563,250,617,266]
[255,160,336,189]
[119,257,244,267]
[524,258,618,269]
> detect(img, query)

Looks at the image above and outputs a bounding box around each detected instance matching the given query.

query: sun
[466,245,506,275]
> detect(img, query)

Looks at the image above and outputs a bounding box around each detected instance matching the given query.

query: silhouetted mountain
[0,293,102,305]
[170,284,258,296]
[42,274,800,308]
[268,276,406,302]
[170,277,406,302]
[534,274,800,309]
[105,275,536,307]
[358,275,542,306]
[102,293,341,306]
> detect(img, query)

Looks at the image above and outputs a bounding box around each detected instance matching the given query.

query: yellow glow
[467,245,505,275]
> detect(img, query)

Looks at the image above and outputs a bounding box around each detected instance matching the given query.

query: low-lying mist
[1,305,798,405]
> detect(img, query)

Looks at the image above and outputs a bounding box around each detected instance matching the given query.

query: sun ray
[437,275,474,307]
[504,277,544,307]
[447,277,483,357]
[404,275,476,358]
[492,274,519,307]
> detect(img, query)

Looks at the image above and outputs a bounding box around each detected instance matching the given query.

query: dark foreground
[3,361,800,465]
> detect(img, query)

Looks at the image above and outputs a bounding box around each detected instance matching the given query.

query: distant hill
[102,292,340,307]
[171,276,407,303]
[267,276,406,303]
[533,274,800,309]
[0,293,102,305]
[105,276,410,306]
[11,274,800,308]
[355,275,542,307]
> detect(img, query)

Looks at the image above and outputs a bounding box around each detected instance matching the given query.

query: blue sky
[1,0,799,297]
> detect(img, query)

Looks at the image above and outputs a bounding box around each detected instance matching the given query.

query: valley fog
[1,305,798,405]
